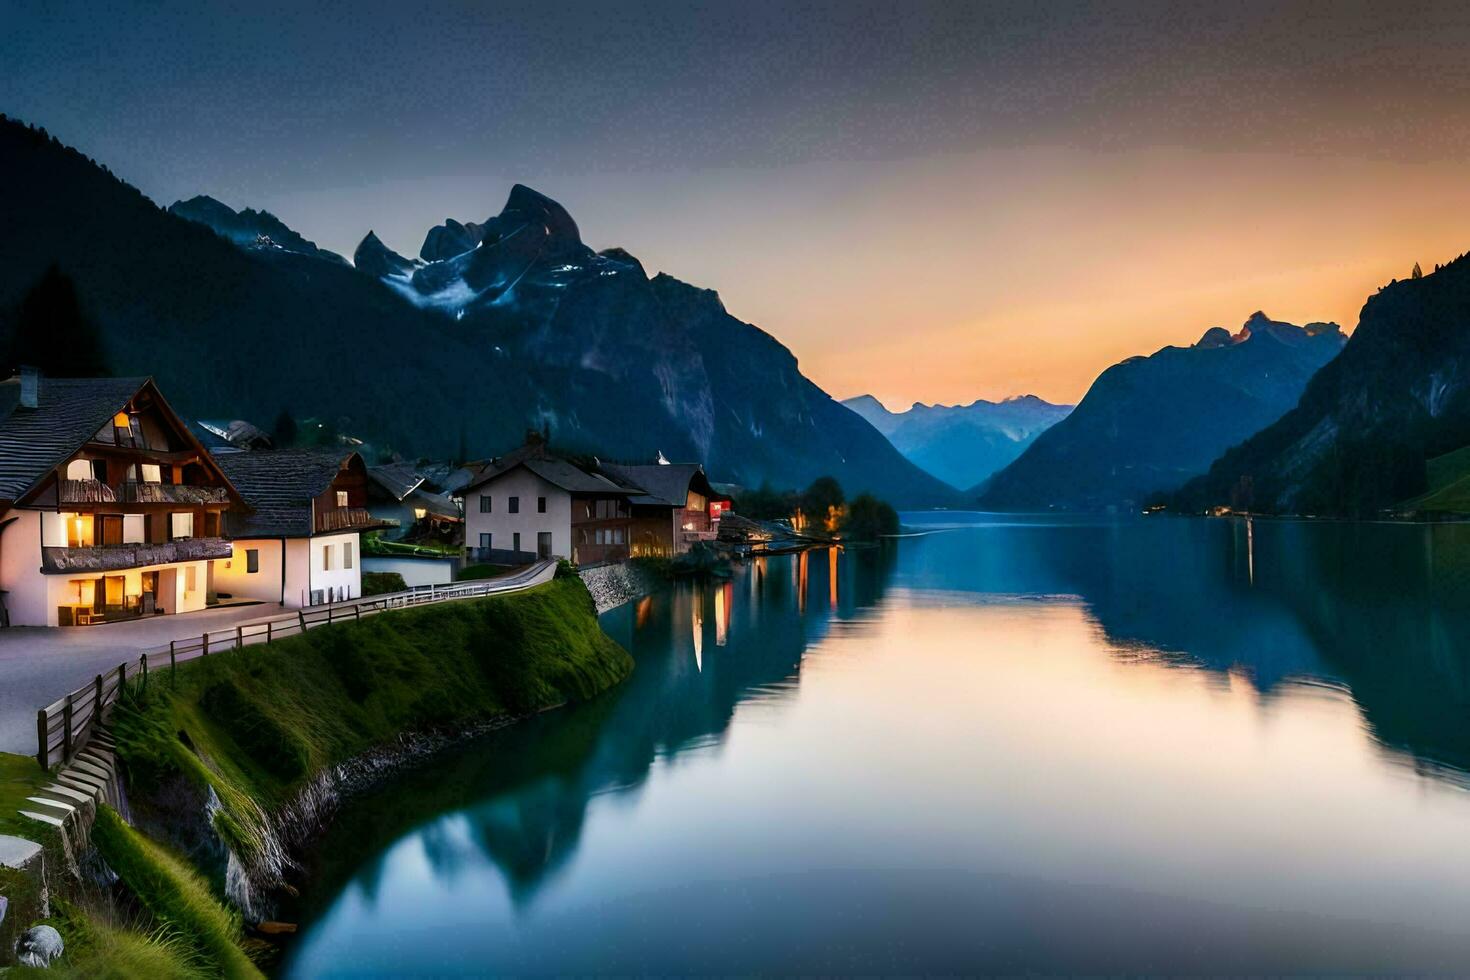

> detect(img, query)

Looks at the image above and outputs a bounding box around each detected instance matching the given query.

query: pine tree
[1412,261,1424,279]
[6,264,109,376]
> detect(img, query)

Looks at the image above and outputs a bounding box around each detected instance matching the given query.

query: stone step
[17,810,64,829]
[23,797,74,820]
[56,772,104,799]
[31,784,96,815]
[68,758,111,783]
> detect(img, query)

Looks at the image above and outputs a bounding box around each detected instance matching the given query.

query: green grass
[90,806,261,979]
[112,577,632,861]
[0,751,52,838]
[1406,445,1470,512]
[7,898,206,979]
[361,534,460,558]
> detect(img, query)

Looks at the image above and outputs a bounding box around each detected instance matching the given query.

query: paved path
[0,560,560,758]
[0,603,287,756]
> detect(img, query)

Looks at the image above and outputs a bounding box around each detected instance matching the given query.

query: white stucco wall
[462,468,570,560]
[212,538,286,604]
[307,532,361,605]
[1,510,47,626]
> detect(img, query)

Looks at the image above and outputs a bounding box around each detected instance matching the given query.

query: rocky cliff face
[0,118,951,504]
[1176,259,1470,516]
[843,393,1071,490]
[978,312,1346,511]
[169,195,347,264]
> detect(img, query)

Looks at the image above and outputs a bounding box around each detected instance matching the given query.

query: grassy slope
[113,575,631,846]
[0,751,52,839]
[1407,445,1470,512]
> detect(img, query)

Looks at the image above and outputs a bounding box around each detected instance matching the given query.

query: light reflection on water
[284,515,1470,977]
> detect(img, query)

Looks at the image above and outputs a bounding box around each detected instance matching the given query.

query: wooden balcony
[59,479,230,506]
[315,506,392,534]
[41,537,233,574]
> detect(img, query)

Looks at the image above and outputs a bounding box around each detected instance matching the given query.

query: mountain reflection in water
[284,517,1470,976]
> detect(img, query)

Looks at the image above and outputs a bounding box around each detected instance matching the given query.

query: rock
[15,924,63,968]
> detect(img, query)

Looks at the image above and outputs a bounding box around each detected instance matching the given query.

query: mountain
[977,313,1347,511]
[843,394,1071,490]
[168,195,347,264]
[1175,258,1470,516]
[0,117,952,505]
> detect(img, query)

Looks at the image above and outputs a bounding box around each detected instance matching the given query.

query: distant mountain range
[978,313,1347,511]
[1175,259,1470,516]
[0,117,954,505]
[842,394,1071,490]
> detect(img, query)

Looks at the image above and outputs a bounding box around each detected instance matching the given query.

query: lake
[283,514,1470,976]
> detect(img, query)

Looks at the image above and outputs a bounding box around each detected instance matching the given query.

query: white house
[211,449,390,607]
[0,371,244,627]
[458,437,643,566]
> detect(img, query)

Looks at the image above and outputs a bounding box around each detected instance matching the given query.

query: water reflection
[897,513,1470,780]
[285,521,1470,976]
[290,547,891,925]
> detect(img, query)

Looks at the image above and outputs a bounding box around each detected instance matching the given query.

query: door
[538,532,553,559]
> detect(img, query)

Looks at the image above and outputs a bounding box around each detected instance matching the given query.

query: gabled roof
[598,462,729,508]
[459,442,639,496]
[0,375,242,507]
[216,449,358,537]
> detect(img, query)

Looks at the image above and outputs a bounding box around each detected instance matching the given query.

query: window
[513,532,521,553]
[344,542,354,569]
[65,459,95,480]
[140,463,162,484]
[336,490,348,508]
[169,512,194,540]
[538,496,547,513]
[323,544,335,571]
[184,566,197,593]
[65,514,94,548]
[508,496,520,514]
[479,494,492,513]
[479,532,492,550]
[246,549,259,574]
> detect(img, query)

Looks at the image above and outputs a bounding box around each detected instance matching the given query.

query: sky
[8,0,1470,408]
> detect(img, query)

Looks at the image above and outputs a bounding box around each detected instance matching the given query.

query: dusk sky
[9,0,1470,407]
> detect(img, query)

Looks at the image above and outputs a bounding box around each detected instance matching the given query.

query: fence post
[36,710,49,769]
[299,610,306,633]
[202,631,209,657]
[140,653,148,693]
[116,663,125,702]
[169,639,177,676]
[236,625,243,649]
[94,674,103,719]
[354,604,361,621]
[266,620,272,643]
[62,694,73,761]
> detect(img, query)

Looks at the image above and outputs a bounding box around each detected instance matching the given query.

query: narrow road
[0,561,558,757]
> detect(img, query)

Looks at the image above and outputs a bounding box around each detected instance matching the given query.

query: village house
[211,449,390,607]
[457,435,646,565]
[599,462,733,558]
[457,435,734,566]
[365,461,463,546]
[0,371,244,627]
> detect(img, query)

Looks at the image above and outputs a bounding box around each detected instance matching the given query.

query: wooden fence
[35,560,558,769]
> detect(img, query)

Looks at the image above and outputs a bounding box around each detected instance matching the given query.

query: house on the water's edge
[457,434,733,566]
[0,370,244,626]
[212,449,391,607]
[599,461,732,557]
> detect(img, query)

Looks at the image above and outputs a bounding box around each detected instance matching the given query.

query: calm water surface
[284,514,1470,976]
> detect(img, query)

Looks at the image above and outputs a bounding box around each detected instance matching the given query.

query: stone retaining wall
[580,562,662,614]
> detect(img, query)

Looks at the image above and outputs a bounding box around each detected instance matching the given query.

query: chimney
[18,366,39,410]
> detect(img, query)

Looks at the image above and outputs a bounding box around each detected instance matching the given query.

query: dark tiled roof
[459,443,638,496]
[599,462,727,508]
[368,462,425,501]
[0,376,151,503]
[216,449,353,537]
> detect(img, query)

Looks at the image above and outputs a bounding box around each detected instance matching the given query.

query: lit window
[65,459,94,480]
[336,490,348,508]
[140,463,162,484]
[413,507,427,520]
[169,512,194,540]
[113,412,130,429]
